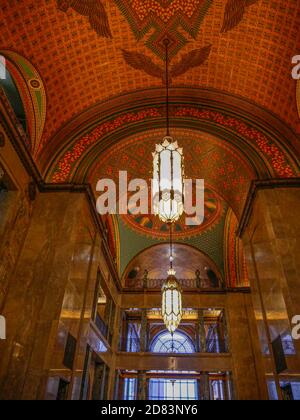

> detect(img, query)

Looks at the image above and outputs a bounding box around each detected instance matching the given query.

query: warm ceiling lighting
[152,137,184,223]
[152,39,185,224]
[161,268,183,334]
[154,39,184,334]
[161,224,183,334]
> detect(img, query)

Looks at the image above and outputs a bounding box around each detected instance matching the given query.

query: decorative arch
[102,214,121,275]
[224,208,248,288]
[0,51,46,157]
[122,242,224,288]
[42,88,300,188]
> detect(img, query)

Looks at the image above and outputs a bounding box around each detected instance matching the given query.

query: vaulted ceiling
[1,0,300,158]
[1,0,300,285]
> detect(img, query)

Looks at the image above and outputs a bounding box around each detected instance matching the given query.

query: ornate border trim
[40,88,300,180]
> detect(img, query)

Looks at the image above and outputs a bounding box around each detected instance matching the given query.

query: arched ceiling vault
[1,0,300,163]
[1,0,300,290]
[41,87,300,177]
[122,243,223,286]
[42,89,300,216]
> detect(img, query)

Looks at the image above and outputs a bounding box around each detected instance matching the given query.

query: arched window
[150,330,195,354]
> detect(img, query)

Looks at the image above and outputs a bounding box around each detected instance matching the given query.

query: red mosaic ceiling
[1,0,300,160]
[115,0,213,58]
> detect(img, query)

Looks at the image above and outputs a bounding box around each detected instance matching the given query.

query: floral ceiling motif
[87,128,238,239]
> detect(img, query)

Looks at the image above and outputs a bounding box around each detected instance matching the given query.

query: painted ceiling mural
[122,186,223,240]
[117,0,259,82]
[116,0,213,59]
[116,206,228,277]
[1,0,300,152]
[57,0,113,38]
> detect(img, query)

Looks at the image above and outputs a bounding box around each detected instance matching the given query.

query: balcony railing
[206,339,228,354]
[125,278,223,290]
[95,314,111,344]
[119,338,229,354]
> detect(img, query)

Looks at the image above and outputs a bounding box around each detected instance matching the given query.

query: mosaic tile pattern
[0,0,299,156]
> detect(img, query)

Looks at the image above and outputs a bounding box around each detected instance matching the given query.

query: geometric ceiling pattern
[115,0,213,59]
[1,0,300,159]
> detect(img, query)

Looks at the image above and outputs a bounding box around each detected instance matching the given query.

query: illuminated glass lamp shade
[152,137,184,224]
[161,268,183,334]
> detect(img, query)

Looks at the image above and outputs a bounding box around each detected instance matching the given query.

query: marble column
[140,310,148,353]
[198,373,210,400]
[197,309,206,353]
[242,187,300,397]
[226,293,266,400]
[0,192,93,400]
[137,371,147,400]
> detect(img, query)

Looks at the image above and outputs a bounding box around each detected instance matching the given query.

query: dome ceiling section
[123,243,223,288]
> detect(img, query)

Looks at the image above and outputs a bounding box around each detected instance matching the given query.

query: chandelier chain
[164,39,170,137]
[169,223,173,270]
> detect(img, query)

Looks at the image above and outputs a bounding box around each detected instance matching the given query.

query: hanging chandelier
[162,275,182,333]
[161,224,183,334]
[152,39,185,224]
[152,39,184,334]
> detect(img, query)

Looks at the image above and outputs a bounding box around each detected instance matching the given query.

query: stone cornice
[237,178,300,237]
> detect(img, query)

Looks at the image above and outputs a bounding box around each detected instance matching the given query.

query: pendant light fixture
[152,39,184,334]
[161,224,183,334]
[152,39,185,224]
